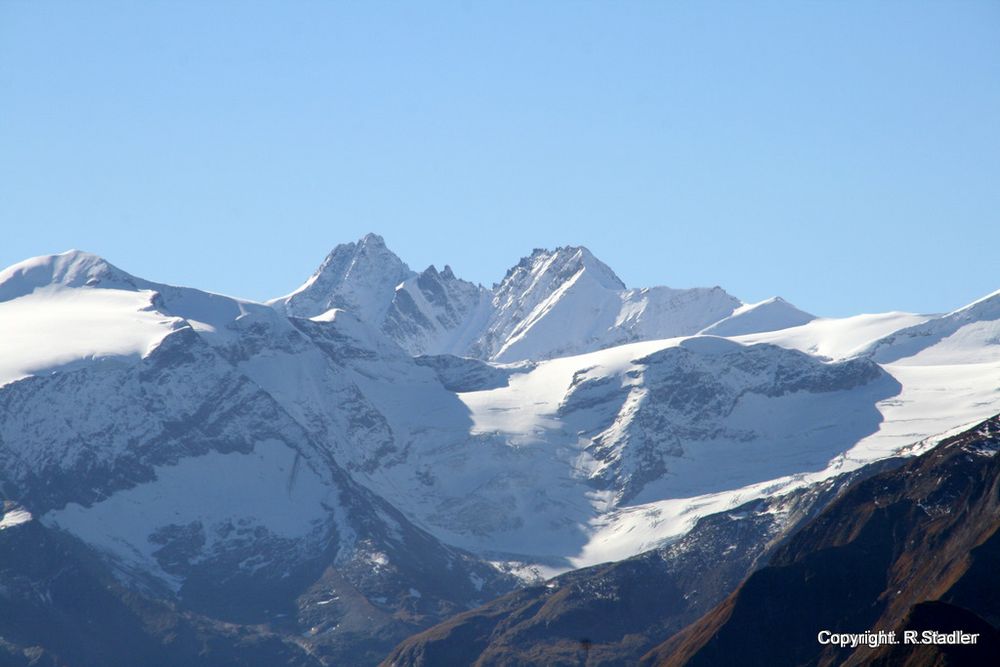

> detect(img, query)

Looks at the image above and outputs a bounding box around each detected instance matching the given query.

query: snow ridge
[271,233,416,324]
[269,236,809,362]
[701,296,815,337]
[0,249,138,302]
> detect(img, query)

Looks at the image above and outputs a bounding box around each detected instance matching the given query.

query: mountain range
[270,233,813,361]
[1,234,998,665]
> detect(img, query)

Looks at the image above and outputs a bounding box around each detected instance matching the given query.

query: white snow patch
[0,508,32,530]
[0,287,180,387]
[734,311,930,360]
[700,297,814,337]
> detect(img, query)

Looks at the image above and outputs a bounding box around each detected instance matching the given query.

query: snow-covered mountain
[271,235,807,362]
[262,234,1000,570]
[0,251,517,663]
[270,234,493,358]
[2,237,999,664]
[270,233,415,325]
[471,246,745,362]
[382,264,492,357]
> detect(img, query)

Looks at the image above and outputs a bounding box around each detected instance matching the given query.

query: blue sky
[1,1,998,316]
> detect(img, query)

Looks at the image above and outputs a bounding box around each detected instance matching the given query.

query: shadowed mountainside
[644,415,1000,667]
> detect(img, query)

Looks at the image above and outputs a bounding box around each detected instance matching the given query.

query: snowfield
[0,286,180,387]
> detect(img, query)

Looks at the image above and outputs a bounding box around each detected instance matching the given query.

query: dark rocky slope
[645,415,1000,667]
[0,508,320,667]
[380,462,896,666]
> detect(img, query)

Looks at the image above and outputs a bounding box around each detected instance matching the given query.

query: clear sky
[2,1,998,316]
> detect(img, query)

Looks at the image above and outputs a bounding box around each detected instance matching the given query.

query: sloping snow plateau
[0,287,180,387]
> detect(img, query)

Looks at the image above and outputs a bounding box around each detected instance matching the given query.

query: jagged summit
[475,245,746,361]
[383,263,492,356]
[479,245,631,360]
[270,233,416,324]
[497,245,626,291]
[269,235,764,361]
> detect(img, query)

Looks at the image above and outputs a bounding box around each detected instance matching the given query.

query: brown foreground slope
[646,415,1000,667]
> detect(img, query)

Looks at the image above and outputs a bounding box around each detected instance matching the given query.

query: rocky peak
[271,233,415,324]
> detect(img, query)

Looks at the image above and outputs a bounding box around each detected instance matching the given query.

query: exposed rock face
[644,416,1000,667]
[384,265,492,357]
[413,354,533,393]
[379,462,897,667]
[383,416,1000,666]
[271,238,759,361]
[559,337,896,502]
[0,505,322,667]
[272,233,416,325]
